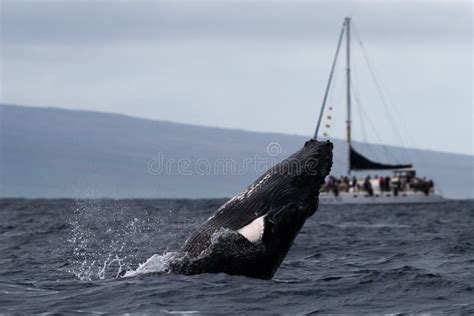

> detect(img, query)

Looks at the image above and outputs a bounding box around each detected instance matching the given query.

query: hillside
[1,104,472,198]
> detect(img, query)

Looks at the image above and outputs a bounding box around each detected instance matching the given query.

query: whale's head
[276,138,333,195]
[257,139,333,241]
[254,138,333,213]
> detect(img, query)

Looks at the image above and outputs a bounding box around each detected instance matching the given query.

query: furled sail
[350,146,412,171]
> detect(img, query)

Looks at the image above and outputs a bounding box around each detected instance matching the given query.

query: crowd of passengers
[322,174,435,196]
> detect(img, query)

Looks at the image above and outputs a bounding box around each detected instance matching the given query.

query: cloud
[2,1,471,45]
[1,0,472,155]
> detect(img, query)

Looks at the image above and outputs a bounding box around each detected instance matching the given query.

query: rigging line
[355,94,378,162]
[352,23,414,163]
[351,80,401,164]
[352,22,413,163]
[350,47,379,158]
[350,36,403,164]
[314,21,346,139]
[323,58,344,139]
[350,58,378,161]
[352,92,377,161]
[326,52,341,115]
[368,56,418,151]
[355,80,398,162]
[334,82,346,138]
[351,23,405,143]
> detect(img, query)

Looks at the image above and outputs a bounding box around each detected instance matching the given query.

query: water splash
[65,199,156,281]
[64,199,211,281]
[122,252,179,278]
[122,229,238,278]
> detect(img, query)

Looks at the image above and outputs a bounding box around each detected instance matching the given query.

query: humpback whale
[169,139,333,279]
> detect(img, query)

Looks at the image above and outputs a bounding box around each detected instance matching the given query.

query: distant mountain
[1,104,472,198]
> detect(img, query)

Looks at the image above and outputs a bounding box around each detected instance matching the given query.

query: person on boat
[324,176,335,193]
[421,177,431,195]
[393,183,399,196]
[372,175,380,192]
[379,177,385,192]
[363,176,373,196]
[384,176,391,192]
[337,176,344,192]
[406,171,415,184]
[396,176,408,192]
[329,176,340,196]
[428,179,434,192]
[343,176,350,192]
[351,176,358,192]
[338,176,350,192]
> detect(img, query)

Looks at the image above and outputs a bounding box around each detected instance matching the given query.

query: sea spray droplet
[65,199,155,280]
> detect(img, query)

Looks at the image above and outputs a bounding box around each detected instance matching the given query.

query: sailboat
[316,17,444,204]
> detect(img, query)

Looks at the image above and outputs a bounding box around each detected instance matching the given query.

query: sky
[1,0,472,155]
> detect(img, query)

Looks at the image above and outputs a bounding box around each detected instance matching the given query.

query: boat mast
[313,17,353,175]
[345,17,352,175]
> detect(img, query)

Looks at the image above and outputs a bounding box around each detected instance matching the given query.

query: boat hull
[319,192,445,205]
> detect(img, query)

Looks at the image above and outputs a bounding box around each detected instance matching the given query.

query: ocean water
[0,198,473,314]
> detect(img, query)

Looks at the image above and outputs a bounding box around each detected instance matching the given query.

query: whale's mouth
[271,140,333,181]
[307,138,333,160]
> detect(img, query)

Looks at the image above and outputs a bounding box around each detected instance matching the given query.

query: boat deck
[319,191,445,205]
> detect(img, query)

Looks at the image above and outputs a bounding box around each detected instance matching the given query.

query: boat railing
[321,175,435,196]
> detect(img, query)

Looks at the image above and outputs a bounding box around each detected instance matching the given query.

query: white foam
[122,252,177,278]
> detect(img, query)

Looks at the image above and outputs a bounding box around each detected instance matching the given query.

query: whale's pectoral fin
[170,230,265,276]
[237,215,265,244]
[182,204,269,255]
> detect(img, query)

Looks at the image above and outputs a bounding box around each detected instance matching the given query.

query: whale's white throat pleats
[237,215,265,244]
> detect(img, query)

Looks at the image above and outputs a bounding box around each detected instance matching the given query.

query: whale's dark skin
[168,139,333,279]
